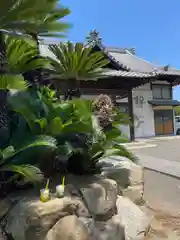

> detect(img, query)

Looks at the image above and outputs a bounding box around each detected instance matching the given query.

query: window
[115,103,129,114]
[162,87,171,99]
[152,87,161,98]
[152,85,171,99]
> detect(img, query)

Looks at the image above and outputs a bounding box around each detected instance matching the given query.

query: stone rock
[0,198,12,220]
[79,178,118,221]
[45,215,89,240]
[79,217,96,238]
[116,196,152,240]
[122,185,144,205]
[96,215,125,240]
[79,216,125,240]
[100,157,143,189]
[5,197,89,240]
[0,228,7,240]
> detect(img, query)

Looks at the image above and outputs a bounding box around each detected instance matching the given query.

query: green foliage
[8,88,137,175]
[174,105,180,116]
[0,135,57,186]
[0,36,52,91]
[47,42,109,92]
[5,37,50,74]
[0,0,71,38]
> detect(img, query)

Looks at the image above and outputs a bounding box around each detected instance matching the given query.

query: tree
[174,105,180,116]
[5,36,50,85]
[48,41,109,99]
[0,37,51,146]
[0,0,70,39]
[0,0,71,142]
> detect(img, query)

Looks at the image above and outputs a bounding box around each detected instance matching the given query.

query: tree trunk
[64,79,81,100]
[0,32,10,148]
[32,33,45,87]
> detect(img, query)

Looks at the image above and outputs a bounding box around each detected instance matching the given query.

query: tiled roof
[39,42,180,79]
[102,69,180,78]
[109,51,156,72]
[103,69,156,78]
[97,44,180,78]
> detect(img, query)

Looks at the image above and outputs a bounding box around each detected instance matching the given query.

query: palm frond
[5,37,50,74]
[14,135,57,156]
[0,164,43,183]
[48,41,109,81]
[0,0,71,38]
[0,74,28,90]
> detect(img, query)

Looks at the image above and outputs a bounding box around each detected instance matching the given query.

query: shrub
[93,94,114,129]
[7,88,138,176]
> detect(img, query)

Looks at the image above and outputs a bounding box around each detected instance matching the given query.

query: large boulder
[79,178,118,221]
[79,216,125,240]
[96,216,125,240]
[0,198,12,220]
[100,157,143,188]
[122,185,144,205]
[116,196,152,240]
[5,197,89,240]
[2,174,151,240]
[45,215,89,240]
[63,175,118,221]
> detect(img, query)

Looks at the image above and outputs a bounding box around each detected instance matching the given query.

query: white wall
[133,83,155,138]
[82,84,156,139]
[117,83,155,139]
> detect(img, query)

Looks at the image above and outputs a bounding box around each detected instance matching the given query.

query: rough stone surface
[0,199,12,220]
[79,217,96,238]
[2,173,149,240]
[79,178,118,221]
[96,215,125,240]
[5,197,88,240]
[100,157,143,188]
[79,216,125,240]
[122,185,144,205]
[116,196,152,240]
[45,215,89,240]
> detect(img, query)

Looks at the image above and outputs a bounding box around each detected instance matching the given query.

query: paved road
[129,137,180,177]
[131,137,180,163]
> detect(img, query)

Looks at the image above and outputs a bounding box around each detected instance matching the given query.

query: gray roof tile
[103,69,156,78]
[109,50,157,72]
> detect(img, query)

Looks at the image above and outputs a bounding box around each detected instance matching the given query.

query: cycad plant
[0,37,52,147]
[8,87,138,175]
[0,0,71,88]
[0,135,57,197]
[0,0,70,39]
[48,41,109,99]
[66,99,137,174]
[0,0,71,146]
[0,36,50,89]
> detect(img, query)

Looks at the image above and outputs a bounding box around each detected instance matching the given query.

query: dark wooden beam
[128,88,135,141]
[80,88,127,96]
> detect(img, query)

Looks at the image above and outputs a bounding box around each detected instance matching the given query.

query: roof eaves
[94,42,131,71]
[148,100,180,106]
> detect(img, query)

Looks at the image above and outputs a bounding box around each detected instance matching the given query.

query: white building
[39,33,180,140]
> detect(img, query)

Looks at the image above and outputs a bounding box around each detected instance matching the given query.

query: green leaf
[49,117,63,135]
[0,74,28,90]
[2,146,15,160]
[1,164,43,183]
[48,41,109,82]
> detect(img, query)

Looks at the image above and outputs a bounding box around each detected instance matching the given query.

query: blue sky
[61,0,180,99]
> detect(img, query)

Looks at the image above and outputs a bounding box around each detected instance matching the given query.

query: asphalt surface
[131,137,180,163]
[129,137,180,177]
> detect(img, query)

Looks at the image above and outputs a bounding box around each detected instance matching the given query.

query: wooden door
[154,114,164,135]
[154,110,173,135]
[163,111,173,134]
